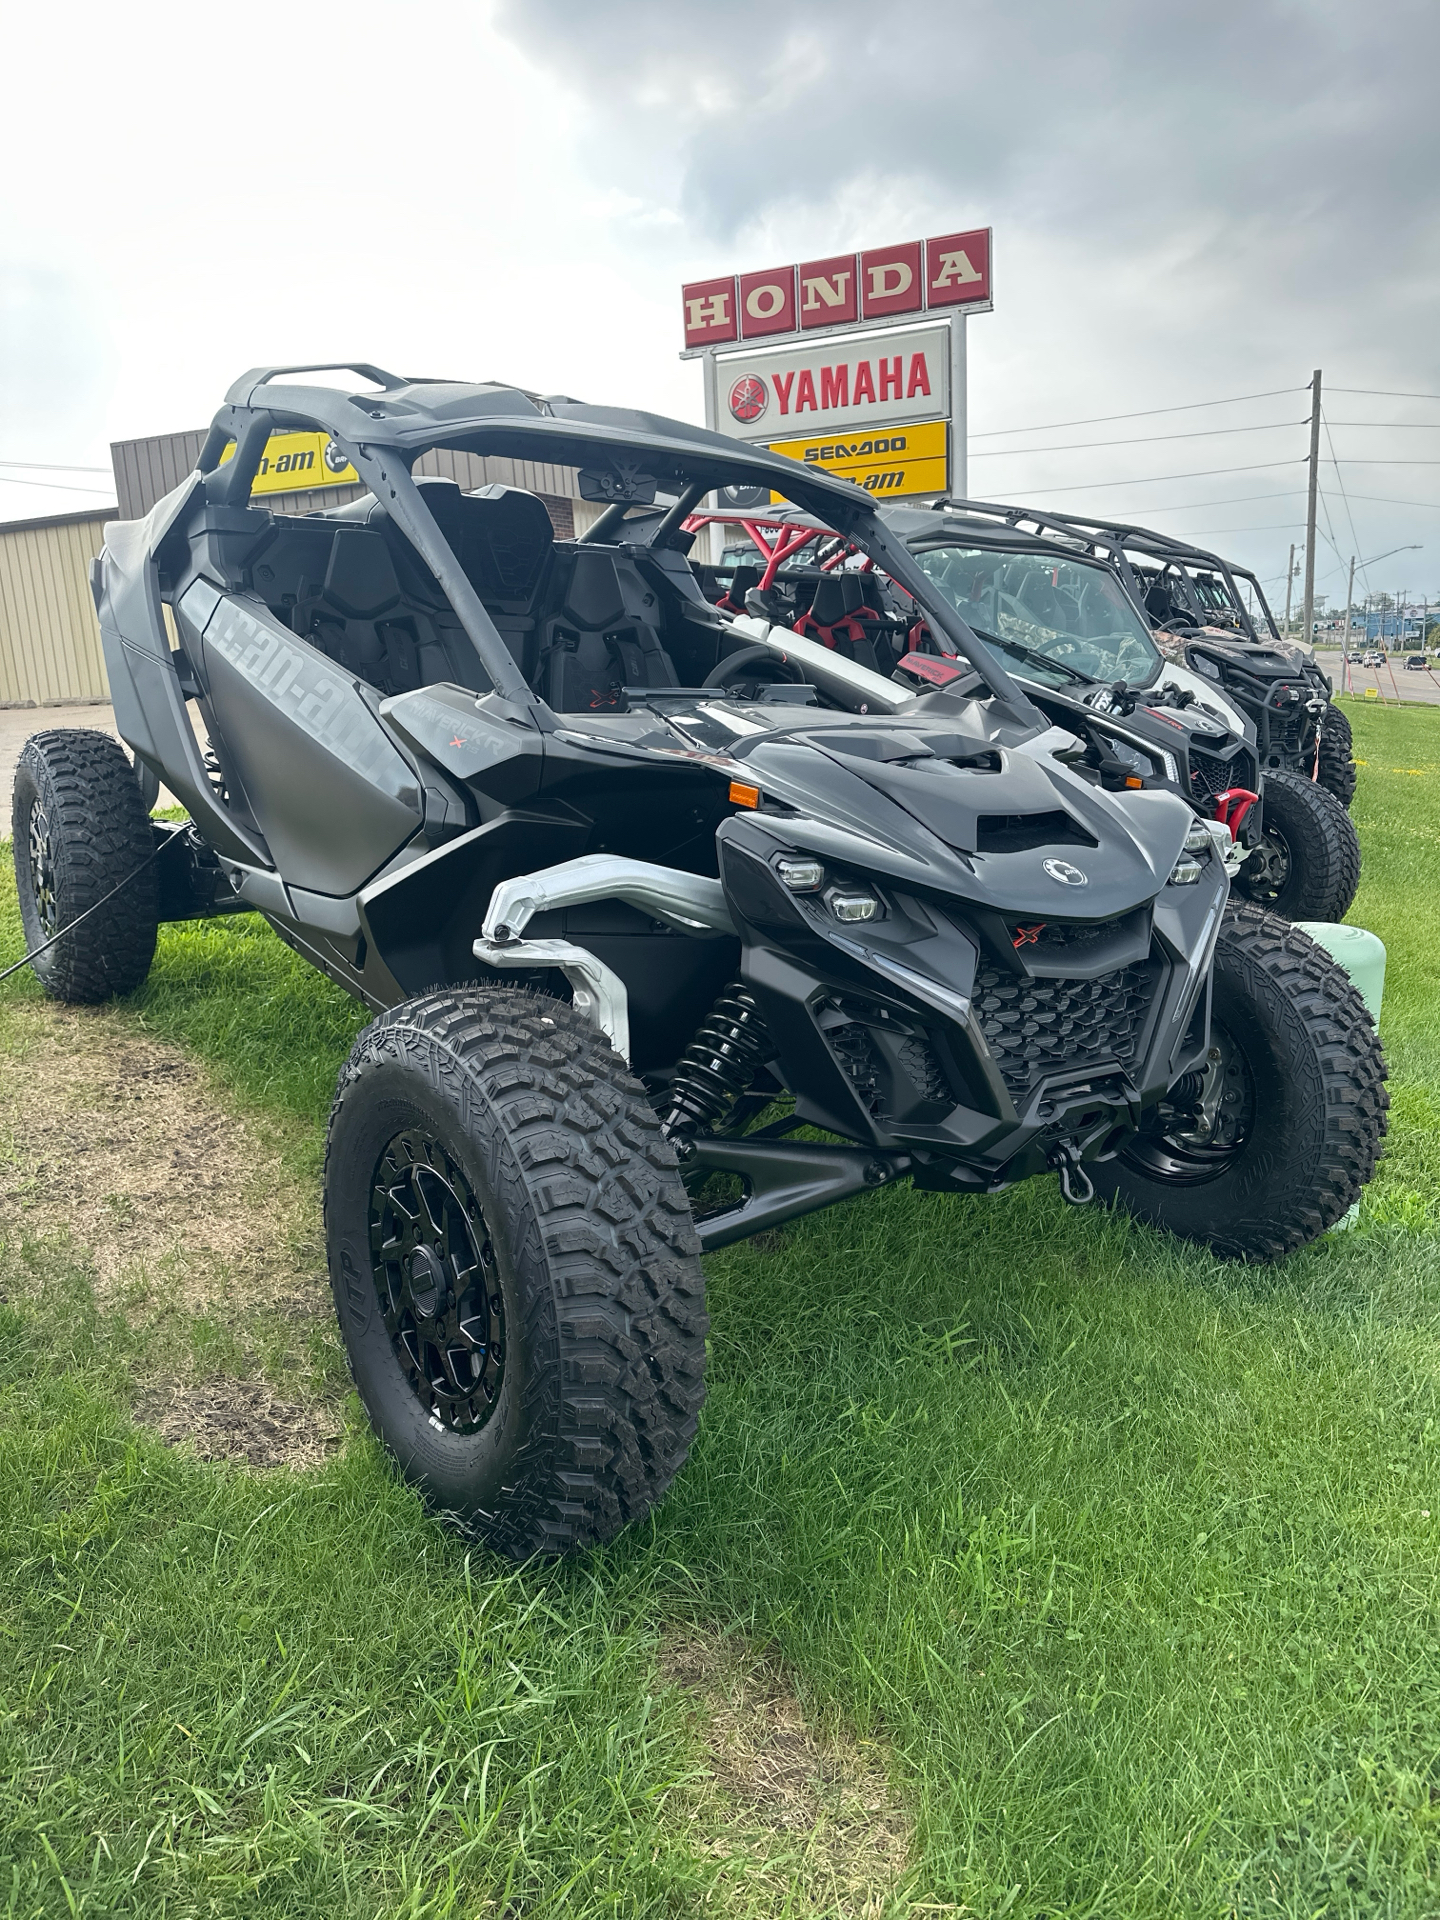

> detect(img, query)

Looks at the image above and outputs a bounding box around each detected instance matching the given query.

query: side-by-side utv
[12,365,1387,1557]
[687,501,1360,924]
[936,501,1357,809]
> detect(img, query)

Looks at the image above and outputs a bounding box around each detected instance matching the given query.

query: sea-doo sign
[713,322,950,443]
[681,228,991,352]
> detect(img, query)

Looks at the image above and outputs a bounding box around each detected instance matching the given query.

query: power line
[1108,488,1306,513]
[1328,386,1440,402]
[1341,492,1440,510]
[1325,419,1440,429]
[0,457,112,473]
[0,474,116,497]
[1024,459,1302,497]
[969,419,1304,458]
[1184,521,1307,535]
[967,385,1304,440]
[1321,415,1368,595]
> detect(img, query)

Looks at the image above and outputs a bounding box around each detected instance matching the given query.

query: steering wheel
[703,644,805,691]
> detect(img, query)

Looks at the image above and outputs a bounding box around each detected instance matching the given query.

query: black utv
[687,502,1360,925]
[938,502,1357,809]
[13,365,1387,1559]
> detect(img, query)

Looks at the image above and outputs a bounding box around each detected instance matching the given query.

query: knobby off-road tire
[1315,706,1358,809]
[1232,768,1361,922]
[324,987,708,1559]
[11,729,159,1003]
[1092,905,1387,1262]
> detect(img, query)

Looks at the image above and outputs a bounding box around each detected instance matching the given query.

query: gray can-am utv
[13,364,1387,1558]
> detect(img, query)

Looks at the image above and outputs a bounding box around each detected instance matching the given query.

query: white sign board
[711,321,951,444]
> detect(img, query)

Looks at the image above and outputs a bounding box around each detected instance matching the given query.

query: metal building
[0,423,606,709]
[0,506,115,706]
[111,429,594,536]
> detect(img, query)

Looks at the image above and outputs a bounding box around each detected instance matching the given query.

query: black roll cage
[925,498,1283,645]
[196,364,1041,729]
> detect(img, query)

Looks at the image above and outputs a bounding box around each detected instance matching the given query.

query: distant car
[1405,654,1428,670]
[1362,651,1385,667]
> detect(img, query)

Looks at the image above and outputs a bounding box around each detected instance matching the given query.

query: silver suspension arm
[473,855,737,1063]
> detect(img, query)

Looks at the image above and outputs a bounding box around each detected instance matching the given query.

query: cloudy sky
[3,0,1437,612]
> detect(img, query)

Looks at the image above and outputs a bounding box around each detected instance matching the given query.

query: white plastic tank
[1293,921,1386,1230]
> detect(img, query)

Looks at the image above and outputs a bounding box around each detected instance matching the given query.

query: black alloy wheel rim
[1242,825,1291,903]
[28,801,58,936]
[1120,1020,1257,1186]
[368,1130,505,1434]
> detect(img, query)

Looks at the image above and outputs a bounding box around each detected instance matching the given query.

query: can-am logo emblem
[729,375,769,424]
[1042,858,1088,887]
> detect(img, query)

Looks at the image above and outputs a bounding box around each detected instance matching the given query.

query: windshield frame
[906,535,1167,691]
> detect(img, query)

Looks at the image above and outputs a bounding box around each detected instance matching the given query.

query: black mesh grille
[974,963,1155,1105]
[896,1034,951,1103]
[1190,746,1258,799]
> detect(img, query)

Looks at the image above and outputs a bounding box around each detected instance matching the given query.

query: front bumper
[718,815,1227,1189]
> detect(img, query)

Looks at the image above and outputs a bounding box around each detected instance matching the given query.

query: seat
[285,481,559,697]
[537,546,680,710]
[1144,582,1186,628]
[794,573,881,671]
[717,562,760,612]
[1013,572,1068,630]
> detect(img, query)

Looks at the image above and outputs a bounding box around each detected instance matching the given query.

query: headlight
[776,857,825,893]
[1168,853,1204,885]
[1183,820,1212,854]
[826,887,880,922]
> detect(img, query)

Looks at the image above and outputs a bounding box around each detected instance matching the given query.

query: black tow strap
[0,831,185,987]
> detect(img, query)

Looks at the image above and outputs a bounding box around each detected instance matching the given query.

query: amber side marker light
[1125,775,1144,789]
[729,781,760,808]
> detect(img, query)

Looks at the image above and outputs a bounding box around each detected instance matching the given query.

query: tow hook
[1049,1142,1095,1206]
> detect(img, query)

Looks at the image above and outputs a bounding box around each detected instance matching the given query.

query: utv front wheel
[11,730,159,1002]
[1092,906,1387,1261]
[1231,768,1360,921]
[324,988,707,1558]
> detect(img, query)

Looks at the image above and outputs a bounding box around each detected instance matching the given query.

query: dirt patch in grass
[659,1628,911,1913]
[136,1377,343,1470]
[0,999,320,1311]
[0,997,336,1468]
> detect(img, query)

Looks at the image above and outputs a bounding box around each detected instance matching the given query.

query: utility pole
[1345,553,1356,692]
[1284,542,1296,636]
[1301,368,1322,650]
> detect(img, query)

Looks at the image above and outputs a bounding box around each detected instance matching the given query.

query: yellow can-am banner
[765,417,947,499]
[217,430,360,495]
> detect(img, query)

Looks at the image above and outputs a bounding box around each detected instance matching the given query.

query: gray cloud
[495,0,1440,597]
[496,0,1438,266]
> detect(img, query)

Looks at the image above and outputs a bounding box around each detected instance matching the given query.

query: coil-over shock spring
[662,982,773,1138]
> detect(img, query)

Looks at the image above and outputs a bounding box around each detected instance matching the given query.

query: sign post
[682,228,991,507]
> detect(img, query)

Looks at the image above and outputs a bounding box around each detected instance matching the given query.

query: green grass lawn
[2,701,1439,1918]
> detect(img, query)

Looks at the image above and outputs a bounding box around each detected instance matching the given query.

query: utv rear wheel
[324,988,707,1558]
[1315,709,1357,809]
[1232,768,1360,921]
[1092,906,1387,1261]
[11,730,159,1003]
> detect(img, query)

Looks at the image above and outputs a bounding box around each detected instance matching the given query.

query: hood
[742,720,1192,921]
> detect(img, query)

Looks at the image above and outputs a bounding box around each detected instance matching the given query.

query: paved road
[0,702,190,816]
[1315,651,1440,709]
